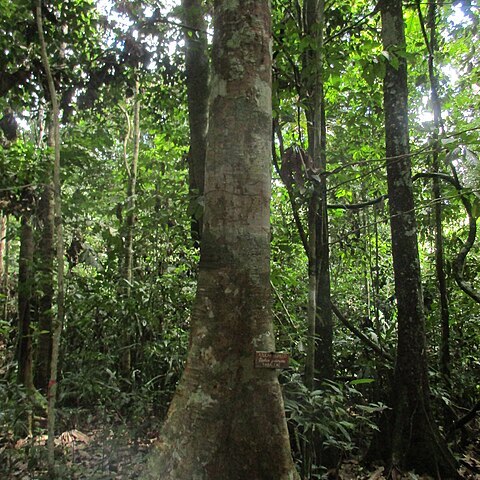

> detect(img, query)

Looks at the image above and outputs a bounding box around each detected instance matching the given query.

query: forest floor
[1,417,479,480]
[1,411,157,480]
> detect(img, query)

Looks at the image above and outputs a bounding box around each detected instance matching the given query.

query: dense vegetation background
[0,0,479,478]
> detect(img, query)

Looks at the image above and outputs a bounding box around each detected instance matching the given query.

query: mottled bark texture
[145,1,298,479]
[182,0,209,246]
[377,0,459,476]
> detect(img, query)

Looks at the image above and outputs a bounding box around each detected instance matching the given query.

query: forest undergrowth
[1,408,479,480]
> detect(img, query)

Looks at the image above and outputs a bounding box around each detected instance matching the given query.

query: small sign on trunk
[254,351,290,369]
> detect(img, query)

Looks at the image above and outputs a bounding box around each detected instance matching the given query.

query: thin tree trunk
[302,0,331,389]
[435,175,450,380]
[416,0,451,393]
[123,79,140,292]
[182,0,209,246]
[305,200,317,391]
[373,205,381,335]
[145,1,297,477]
[1,212,8,323]
[428,1,451,395]
[377,0,459,476]
[119,78,140,381]
[301,1,334,471]
[315,96,333,383]
[36,2,65,476]
[17,215,34,391]
[0,212,6,280]
[34,126,55,393]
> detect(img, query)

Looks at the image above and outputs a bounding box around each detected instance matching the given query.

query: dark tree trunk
[182,0,209,246]
[145,1,297,478]
[301,1,334,472]
[301,0,333,388]
[0,213,5,280]
[0,213,7,324]
[36,2,66,471]
[377,0,459,476]
[17,215,34,390]
[425,0,452,407]
[34,166,54,393]
[434,174,451,383]
[314,98,333,383]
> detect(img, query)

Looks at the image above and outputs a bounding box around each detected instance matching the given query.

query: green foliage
[0,0,479,476]
[0,139,42,217]
[0,378,31,438]
[282,372,388,474]
[270,0,479,469]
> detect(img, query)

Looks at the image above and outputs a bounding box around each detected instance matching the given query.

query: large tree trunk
[145,1,298,478]
[17,215,34,391]
[182,0,209,246]
[378,0,459,476]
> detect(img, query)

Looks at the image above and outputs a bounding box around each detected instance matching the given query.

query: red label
[254,351,289,369]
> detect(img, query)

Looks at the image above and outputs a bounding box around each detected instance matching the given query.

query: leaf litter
[1,423,478,479]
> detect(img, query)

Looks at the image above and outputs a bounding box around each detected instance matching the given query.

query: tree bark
[145,1,298,478]
[426,0,452,402]
[314,98,333,383]
[0,212,8,323]
[301,0,335,472]
[377,0,459,476]
[17,215,34,391]
[34,127,55,393]
[301,0,333,389]
[119,77,140,382]
[123,79,140,293]
[416,0,452,394]
[182,0,209,246]
[0,213,5,280]
[36,2,65,475]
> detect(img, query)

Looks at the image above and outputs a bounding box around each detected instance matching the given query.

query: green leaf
[350,378,375,385]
